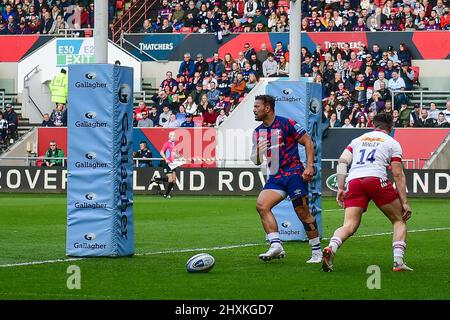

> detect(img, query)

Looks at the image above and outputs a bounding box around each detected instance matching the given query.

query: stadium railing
[391,90,450,108]
[0,156,420,169]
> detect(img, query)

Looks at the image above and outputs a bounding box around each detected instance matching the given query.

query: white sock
[309,236,321,253]
[329,236,342,254]
[267,232,282,248]
[393,241,406,264]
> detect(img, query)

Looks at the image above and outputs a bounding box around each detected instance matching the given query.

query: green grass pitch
[0,194,449,300]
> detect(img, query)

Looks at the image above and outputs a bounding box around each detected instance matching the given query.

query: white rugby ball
[186,253,215,273]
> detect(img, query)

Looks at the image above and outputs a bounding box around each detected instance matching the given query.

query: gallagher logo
[85,152,96,160]
[281,221,292,228]
[282,88,293,95]
[85,112,96,119]
[85,72,96,80]
[118,84,131,104]
[84,233,96,241]
[85,192,96,200]
[309,98,321,115]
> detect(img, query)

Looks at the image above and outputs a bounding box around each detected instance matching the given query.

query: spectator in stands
[158,106,172,127]
[209,53,224,77]
[214,92,230,112]
[230,73,246,98]
[216,109,228,127]
[399,62,415,90]
[276,55,289,77]
[148,106,159,127]
[217,72,232,96]
[140,19,153,33]
[183,95,198,116]
[38,9,53,34]
[153,90,171,113]
[43,140,64,167]
[137,110,154,128]
[195,53,210,77]
[414,109,437,127]
[171,3,185,30]
[160,71,178,94]
[409,103,421,126]
[198,94,212,115]
[444,101,450,123]
[436,112,450,127]
[392,110,404,128]
[164,113,180,128]
[341,118,354,128]
[134,101,149,123]
[202,71,218,90]
[328,112,342,128]
[256,43,269,64]
[427,102,440,121]
[203,105,218,127]
[49,14,69,34]
[245,73,258,92]
[262,52,277,77]
[0,112,8,145]
[181,113,195,127]
[156,18,173,33]
[16,19,31,34]
[50,103,65,127]
[388,71,407,108]
[179,53,196,78]
[41,113,54,127]
[207,81,221,106]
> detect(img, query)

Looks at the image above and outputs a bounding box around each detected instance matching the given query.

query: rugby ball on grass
[186,253,215,273]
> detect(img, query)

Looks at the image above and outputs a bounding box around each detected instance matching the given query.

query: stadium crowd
[0,0,118,34]
[138,0,450,34]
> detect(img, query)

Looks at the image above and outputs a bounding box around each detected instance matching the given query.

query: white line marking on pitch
[1,227,449,268]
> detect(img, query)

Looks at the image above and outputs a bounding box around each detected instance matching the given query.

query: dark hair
[139,140,147,145]
[373,113,393,131]
[61,69,67,74]
[255,94,276,111]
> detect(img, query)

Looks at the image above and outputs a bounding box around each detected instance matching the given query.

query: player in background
[250,95,321,263]
[322,113,413,272]
[150,131,179,198]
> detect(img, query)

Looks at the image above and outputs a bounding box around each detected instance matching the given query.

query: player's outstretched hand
[302,166,314,182]
[336,188,345,208]
[402,203,412,221]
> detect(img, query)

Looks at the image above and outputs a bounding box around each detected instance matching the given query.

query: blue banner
[266,80,322,241]
[66,64,134,256]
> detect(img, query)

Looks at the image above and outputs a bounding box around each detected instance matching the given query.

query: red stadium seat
[116,0,124,10]
[411,66,420,83]
[193,116,203,127]
[179,27,193,33]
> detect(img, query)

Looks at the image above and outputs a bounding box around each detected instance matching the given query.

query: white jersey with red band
[346,129,402,181]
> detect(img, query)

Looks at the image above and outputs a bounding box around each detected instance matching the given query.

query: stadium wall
[0,167,448,197]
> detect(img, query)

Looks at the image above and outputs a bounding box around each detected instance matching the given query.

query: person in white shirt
[388,71,406,91]
[373,71,389,92]
[427,102,440,120]
[262,53,278,77]
[444,100,450,123]
[341,118,354,128]
[322,113,413,273]
[163,113,180,128]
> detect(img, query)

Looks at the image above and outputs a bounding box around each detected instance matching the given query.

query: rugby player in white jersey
[322,113,413,272]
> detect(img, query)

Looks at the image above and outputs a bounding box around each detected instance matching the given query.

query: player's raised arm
[297,133,315,182]
[391,161,412,220]
[335,146,353,207]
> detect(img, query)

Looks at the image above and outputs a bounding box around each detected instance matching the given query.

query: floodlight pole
[94,0,108,64]
[289,0,301,81]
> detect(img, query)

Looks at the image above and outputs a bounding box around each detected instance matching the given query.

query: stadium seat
[116,0,124,10]
[179,27,193,33]
[193,116,203,127]
[411,66,420,84]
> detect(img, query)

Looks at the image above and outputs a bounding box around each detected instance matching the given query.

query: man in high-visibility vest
[49,69,68,105]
